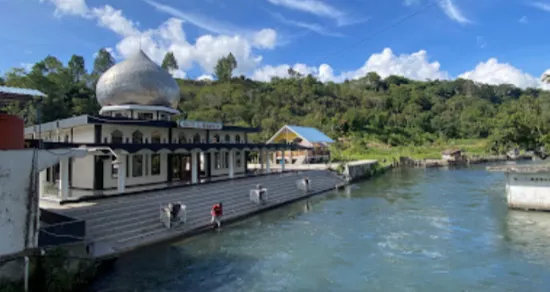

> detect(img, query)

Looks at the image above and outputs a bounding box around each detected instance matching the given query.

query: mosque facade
[24,51,302,202]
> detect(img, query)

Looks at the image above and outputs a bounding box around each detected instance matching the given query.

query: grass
[332,139,490,166]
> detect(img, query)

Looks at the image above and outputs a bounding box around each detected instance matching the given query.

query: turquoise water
[92,166,550,291]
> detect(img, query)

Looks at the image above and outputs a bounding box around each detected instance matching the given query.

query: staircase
[54,170,343,258]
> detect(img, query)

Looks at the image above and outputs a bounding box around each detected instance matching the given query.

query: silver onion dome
[96,50,180,108]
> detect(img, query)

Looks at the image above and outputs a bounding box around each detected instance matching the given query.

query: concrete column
[229,150,235,178]
[58,159,69,200]
[281,150,286,172]
[260,150,265,172]
[266,151,271,174]
[191,151,198,184]
[39,170,47,198]
[117,155,126,192]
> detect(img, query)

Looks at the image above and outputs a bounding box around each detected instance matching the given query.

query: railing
[38,209,86,247]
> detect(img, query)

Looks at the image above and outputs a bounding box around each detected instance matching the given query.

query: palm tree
[542,73,550,83]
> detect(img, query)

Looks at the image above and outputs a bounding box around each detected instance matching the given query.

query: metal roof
[286,125,334,143]
[0,86,46,98]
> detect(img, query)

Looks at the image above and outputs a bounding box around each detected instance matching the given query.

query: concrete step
[113,183,338,248]
[66,171,321,219]
[83,173,332,226]
[91,183,307,242]
[106,180,339,244]
[84,175,312,226]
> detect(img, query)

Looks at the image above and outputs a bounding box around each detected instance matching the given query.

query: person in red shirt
[211,202,223,228]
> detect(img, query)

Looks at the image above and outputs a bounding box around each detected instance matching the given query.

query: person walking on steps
[211,202,223,228]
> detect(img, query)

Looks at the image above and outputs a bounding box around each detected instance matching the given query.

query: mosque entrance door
[172,154,192,183]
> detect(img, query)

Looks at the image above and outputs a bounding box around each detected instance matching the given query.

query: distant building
[507,148,520,159]
[441,149,465,161]
[267,125,334,164]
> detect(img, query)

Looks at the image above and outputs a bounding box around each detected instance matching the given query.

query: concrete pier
[487,164,550,211]
[44,170,344,259]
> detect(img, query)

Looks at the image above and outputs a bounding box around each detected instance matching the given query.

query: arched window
[293,137,303,144]
[193,133,201,143]
[213,134,220,143]
[111,130,123,144]
[132,130,143,144]
[151,132,161,144]
[235,135,241,144]
[225,134,231,143]
[178,133,187,144]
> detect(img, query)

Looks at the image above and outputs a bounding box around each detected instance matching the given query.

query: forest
[2,48,550,160]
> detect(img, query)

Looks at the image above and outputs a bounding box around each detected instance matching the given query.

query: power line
[317,0,445,63]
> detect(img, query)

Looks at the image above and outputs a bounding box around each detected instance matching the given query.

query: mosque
[24,50,303,202]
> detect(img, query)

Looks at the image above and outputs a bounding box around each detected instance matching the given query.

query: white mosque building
[24,50,302,203]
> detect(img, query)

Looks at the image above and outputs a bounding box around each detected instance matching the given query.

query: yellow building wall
[271,130,299,143]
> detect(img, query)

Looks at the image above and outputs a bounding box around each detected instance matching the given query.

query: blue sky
[2,0,550,88]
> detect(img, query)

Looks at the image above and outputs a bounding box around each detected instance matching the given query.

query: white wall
[0,149,86,257]
[507,172,550,210]
[71,125,95,143]
[71,155,95,189]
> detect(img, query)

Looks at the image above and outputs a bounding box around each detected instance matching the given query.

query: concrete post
[191,151,198,184]
[266,151,271,174]
[260,149,265,172]
[117,155,126,192]
[39,170,47,198]
[58,158,69,200]
[281,150,286,172]
[229,150,235,178]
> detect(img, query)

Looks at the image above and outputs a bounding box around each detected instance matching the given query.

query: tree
[93,48,115,76]
[68,55,86,83]
[214,53,237,82]
[161,52,179,72]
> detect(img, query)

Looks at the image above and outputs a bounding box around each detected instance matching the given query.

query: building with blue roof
[267,125,334,164]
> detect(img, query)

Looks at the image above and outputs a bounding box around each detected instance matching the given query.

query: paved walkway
[45,170,344,259]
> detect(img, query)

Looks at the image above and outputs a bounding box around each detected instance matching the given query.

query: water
[92,165,550,291]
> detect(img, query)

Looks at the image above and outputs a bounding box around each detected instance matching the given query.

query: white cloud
[272,13,344,37]
[91,5,140,36]
[253,29,278,49]
[267,0,356,26]
[197,74,214,81]
[519,16,528,23]
[41,0,550,90]
[20,63,34,72]
[43,0,272,77]
[40,0,89,17]
[252,48,449,82]
[476,36,487,49]
[459,58,542,89]
[403,0,420,6]
[439,0,471,24]
[144,0,278,48]
[532,1,550,12]
[349,48,449,81]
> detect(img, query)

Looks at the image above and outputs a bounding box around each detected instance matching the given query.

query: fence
[38,209,86,247]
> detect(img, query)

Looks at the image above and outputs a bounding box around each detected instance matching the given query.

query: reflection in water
[92,166,550,292]
[507,210,550,265]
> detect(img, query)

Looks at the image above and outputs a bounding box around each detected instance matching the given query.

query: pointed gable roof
[267,125,334,144]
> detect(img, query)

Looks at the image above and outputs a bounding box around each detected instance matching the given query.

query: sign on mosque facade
[177,120,223,130]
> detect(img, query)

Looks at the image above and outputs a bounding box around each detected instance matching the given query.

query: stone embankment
[394,155,532,168]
